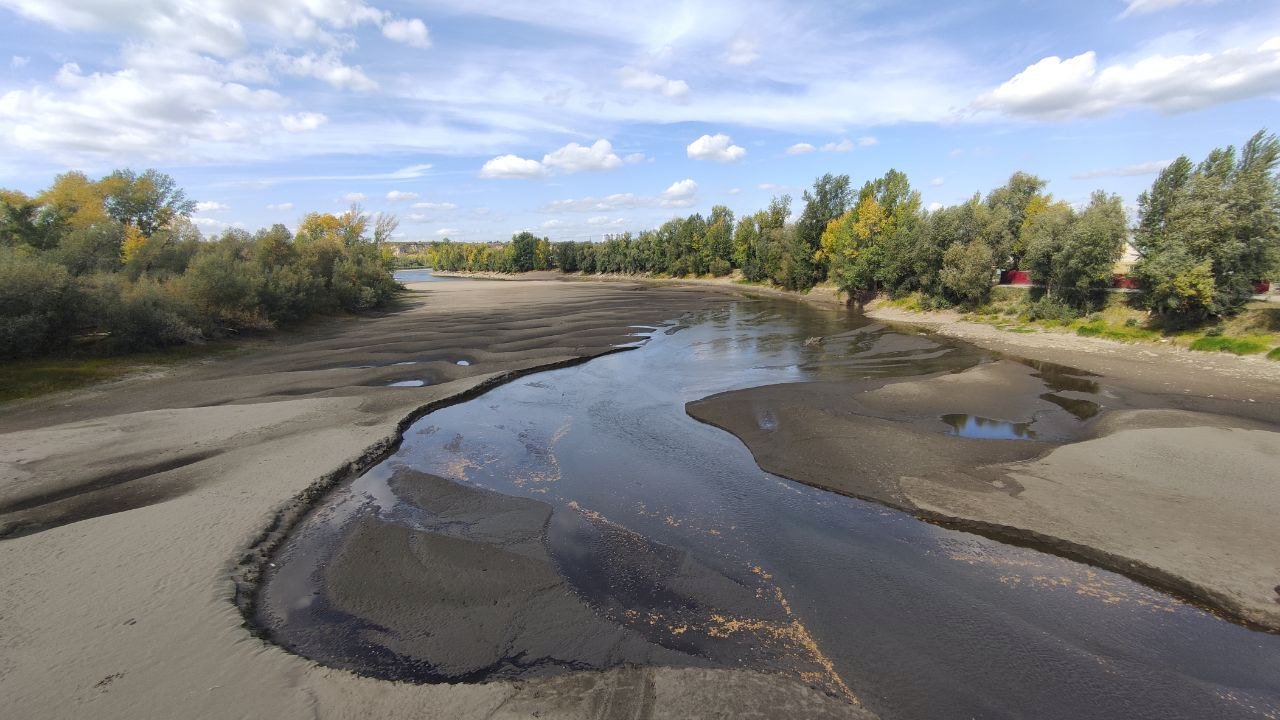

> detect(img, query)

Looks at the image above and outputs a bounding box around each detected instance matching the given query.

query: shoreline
[3,274,1277,719]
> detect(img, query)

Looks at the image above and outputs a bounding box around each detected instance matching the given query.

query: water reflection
[941,413,1039,440]
[259,299,1280,720]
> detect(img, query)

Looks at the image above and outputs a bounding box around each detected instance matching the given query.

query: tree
[941,239,996,306]
[100,169,196,237]
[510,231,540,272]
[791,174,852,287]
[1134,129,1280,321]
[985,172,1047,267]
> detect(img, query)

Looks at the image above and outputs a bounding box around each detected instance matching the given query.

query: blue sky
[2,0,1279,242]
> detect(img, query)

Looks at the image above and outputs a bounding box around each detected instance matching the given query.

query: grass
[0,343,238,404]
[1189,335,1270,355]
[955,291,1280,358]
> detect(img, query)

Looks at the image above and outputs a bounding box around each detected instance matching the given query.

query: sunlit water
[258,299,1280,720]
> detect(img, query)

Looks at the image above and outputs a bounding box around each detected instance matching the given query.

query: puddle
[941,413,1038,440]
[456,360,471,366]
[387,379,426,387]
[1040,393,1101,420]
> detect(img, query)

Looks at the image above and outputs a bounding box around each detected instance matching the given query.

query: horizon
[2,0,1279,241]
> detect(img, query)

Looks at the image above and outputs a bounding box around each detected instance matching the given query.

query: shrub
[86,274,199,352]
[0,247,76,358]
[709,258,732,277]
[1024,296,1079,322]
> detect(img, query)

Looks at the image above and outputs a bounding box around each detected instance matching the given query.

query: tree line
[1,169,398,359]
[432,130,1278,326]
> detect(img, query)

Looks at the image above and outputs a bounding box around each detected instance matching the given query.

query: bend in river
[254,298,1280,720]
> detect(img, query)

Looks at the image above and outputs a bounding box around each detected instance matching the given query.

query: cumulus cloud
[976,38,1280,119]
[1120,0,1219,18]
[266,202,294,210]
[623,152,648,164]
[660,178,698,207]
[618,66,689,101]
[343,192,366,202]
[481,139,627,178]
[435,227,458,237]
[279,111,327,132]
[541,139,622,173]
[0,61,285,161]
[381,17,430,48]
[10,56,29,69]
[270,50,377,91]
[927,201,944,212]
[1072,159,1172,179]
[411,201,457,210]
[479,153,548,179]
[195,201,229,211]
[544,179,698,212]
[726,187,742,195]
[687,133,746,162]
[786,142,815,155]
[386,190,419,201]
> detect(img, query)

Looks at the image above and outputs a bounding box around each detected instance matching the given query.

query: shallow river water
[258,298,1280,720]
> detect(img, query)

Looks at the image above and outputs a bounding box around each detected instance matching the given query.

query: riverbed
[255,298,1280,720]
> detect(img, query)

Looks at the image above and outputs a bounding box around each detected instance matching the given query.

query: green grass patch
[1268,347,1280,361]
[1188,335,1270,355]
[0,343,237,404]
[1075,321,1161,342]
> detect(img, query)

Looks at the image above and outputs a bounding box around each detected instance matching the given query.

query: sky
[2,0,1279,242]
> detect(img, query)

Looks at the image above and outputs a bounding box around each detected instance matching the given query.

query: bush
[940,240,995,307]
[709,258,732,277]
[87,274,199,352]
[0,247,76,358]
[1024,296,1079,322]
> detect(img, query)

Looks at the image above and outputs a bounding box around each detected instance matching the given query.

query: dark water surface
[258,300,1280,720]
[393,268,459,283]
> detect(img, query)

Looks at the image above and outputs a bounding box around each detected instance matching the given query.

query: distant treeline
[1,170,398,359]
[427,130,1278,325]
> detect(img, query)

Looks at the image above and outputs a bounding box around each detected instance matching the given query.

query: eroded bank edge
[683,405,1280,635]
[228,345,642,640]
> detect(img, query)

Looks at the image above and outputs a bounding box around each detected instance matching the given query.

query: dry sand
[0,278,871,720]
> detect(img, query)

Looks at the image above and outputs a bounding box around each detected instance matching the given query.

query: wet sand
[687,358,1280,631]
[3,274,1277,720]
[0,278,871,720]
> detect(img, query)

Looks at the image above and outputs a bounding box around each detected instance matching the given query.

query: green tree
[100,169,196,237]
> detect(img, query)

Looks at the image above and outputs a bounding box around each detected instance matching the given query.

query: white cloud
[1120,0,1219,18]
[1072,159,1173,179]
[343,192,366,202]
[660,178,698,207]
[977,38,1280,119]
[381,17,430,48]
[411,201,457,210]
[618,66,689,100]
[930,177,945,186]
[386,190,419,201]
[195,201,229,211]
[927,201,944,212]
[857,136,879,147]
[0,61,285,161]
[542,138,622,172]
[687,133,746,162]
[726,37,759,65]
[479,153,548,179]
[266,202,294,210]
[279,111,327,132]
[435,227,458,237]
[544,179,698,212]
[270,50,377,91]
[10,56,29,69]
[821,139,854,153]
[192,216,244,231]
[623,152,647,164]
[542,219,566,228]
[726,187,742,195]
[587,215,625,226]
[786,142,816,155]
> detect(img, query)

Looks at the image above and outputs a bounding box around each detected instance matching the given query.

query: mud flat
[687,357,1280,632]
[0,277,869,720]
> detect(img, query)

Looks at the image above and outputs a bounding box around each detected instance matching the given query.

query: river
[255,297,1280,720]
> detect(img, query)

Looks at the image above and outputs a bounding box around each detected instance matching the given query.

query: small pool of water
[941,413,1039,440]
[387,379,426,387]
